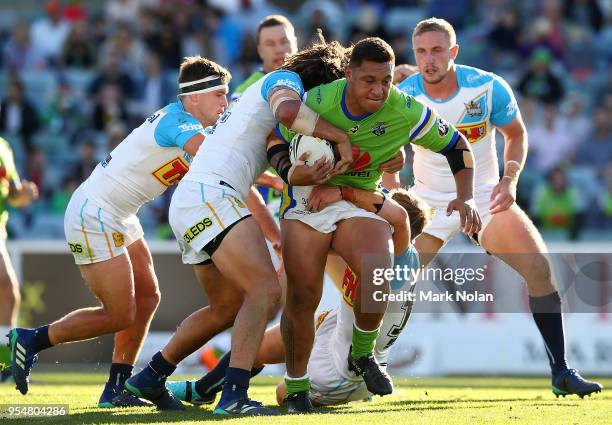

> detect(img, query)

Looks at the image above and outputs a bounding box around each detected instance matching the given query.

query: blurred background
[0,0,609,242]
[0,0,610,375]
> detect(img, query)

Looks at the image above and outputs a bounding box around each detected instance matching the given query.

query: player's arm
[409,102,480,237]
[489,76,525,214]
[6,165,38,208]
[307,185,410,254]
[255,170,284,191]
[183,133,205,157]
[246,187,281,258]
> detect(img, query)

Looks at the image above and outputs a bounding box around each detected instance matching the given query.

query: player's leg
[331,217,394,396]
[0,241,20,382]
[280,218,331,411]
[481,205,602,397]
[98,238,161,407]
[413,232,445,267]
[209,216,281,415]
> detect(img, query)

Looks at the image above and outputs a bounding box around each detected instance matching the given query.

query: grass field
[0,372,610,424]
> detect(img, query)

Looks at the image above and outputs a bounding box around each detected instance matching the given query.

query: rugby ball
[289,134,336,167]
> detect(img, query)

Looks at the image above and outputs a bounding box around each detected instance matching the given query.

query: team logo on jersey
[438,119,449,137]
[371,122,389,136]
[456,122,488,143]
[112,232,124,247]
[348,125,359,133]
[183,216,214,243]
[152,157,190,187]
[464,99,483,117]
[347,146,371,173]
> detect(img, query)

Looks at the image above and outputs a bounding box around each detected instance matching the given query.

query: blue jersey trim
[438,131,460,154]
[341,84,371,121]
[260,70,304,101]
[409,107,432,141]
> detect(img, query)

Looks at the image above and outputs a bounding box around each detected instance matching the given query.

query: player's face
[346,60,394,114]
[257,25,297,73]
[195,88,229,126]
[413,31,458,84]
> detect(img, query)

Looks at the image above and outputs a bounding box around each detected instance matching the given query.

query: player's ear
[450,44,459,60]
[345,65,352,80]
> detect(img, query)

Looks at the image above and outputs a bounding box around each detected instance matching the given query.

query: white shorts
[280,185,389,233]
[412,183,495,244]
[169,179,252,265]
[64,184,143,265]
[308,310,370,405]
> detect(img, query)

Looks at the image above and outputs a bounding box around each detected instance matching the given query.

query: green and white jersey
[230,70,265,102]
[279,79,461,191]
[0,137,20,231]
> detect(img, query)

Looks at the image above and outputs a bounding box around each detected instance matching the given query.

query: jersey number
[152,157,189,186]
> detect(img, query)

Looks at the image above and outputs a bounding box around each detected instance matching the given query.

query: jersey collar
[341,83,371,121]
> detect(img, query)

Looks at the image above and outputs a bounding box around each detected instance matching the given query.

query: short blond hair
[412,17,457,46]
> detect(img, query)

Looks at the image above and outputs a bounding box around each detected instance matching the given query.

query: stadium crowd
[0,0,610,241]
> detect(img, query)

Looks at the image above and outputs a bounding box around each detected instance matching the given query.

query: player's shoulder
[156,102,202,131]
[386,84,422,118]
[397,72,425,97]
[455,64,506,88]
[235,70,265,94]
[260,69,304,99]
[305,79,344,111]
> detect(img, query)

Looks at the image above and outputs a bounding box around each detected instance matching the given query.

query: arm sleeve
[260,70,304,102]
[154,112,204,149]
[490,75,518,127]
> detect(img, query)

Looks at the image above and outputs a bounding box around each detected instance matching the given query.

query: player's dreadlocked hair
[281,30,348,92]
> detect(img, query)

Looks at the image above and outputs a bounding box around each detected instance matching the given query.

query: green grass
[0,372,610,424]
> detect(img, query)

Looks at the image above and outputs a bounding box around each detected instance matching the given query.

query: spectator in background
[134,54,175,120]
[50,176,78,216]
[88,54,135,100]
[598,164,612,228]
[105,0,141,25]
[3,22,46,73]
[563,0,603,34]
[61,21,95,69]
[575,107,612,171]
[487,8,521,67]
[41,76,84,139]
[99,23,147,78]
[152,24,183,71]
[0,79,41,154]
[91,83,128,133]
[560,94,590,150]
[518,48,564,105]
[533,166,582,240]
[528,104,573,173]
[66,140,97,184]
[29,0,71,66]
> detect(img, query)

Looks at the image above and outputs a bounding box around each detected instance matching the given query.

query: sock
[218,367,250,405]
[351,323,380,359]
[147,351,176,380]
[284,373,310,395]
[196,351,231,396]
[108,363,133,388]
[529,292,568,374]
[31,325,53,353]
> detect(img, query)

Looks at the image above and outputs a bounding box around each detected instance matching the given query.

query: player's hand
[379,147,405,173]
[21,180,39,202]
[446,197,481,237]
[489,176,516,214]
[255,171,284,191]
[306,185,342,212]
[393,64,418,84]
[330,137,353,177]
[288,152,334,186]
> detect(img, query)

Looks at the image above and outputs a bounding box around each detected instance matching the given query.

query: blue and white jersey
[333,247,420,380]
[83,101,205,217]
[398,65,519,193]
[185,70,304,200]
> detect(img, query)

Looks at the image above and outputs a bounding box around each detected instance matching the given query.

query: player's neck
[344,89,369,117]
[422,67,459,101]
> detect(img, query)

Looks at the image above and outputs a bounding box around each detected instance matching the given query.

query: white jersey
[330,247,419,380]
[398,65,519,193]
[184,70,304,200]
[83,101,205,217]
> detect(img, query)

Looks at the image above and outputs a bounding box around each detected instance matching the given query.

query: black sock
[108,363,133,388]
[195,351,231,396]
[251,366,264,378]
[529,292,568,374]
[218,367,250,405]
[148,351,176,379]
[31,325,53,353]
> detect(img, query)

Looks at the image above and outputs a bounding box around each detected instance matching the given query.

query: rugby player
[276,37,480,413]
[397,17,602,398]
[124,40,355,416]
[166,189,432,406]
[8,56,230,407]
[0,137,38,382]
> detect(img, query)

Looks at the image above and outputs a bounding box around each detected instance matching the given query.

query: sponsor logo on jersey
[438,119,449,137]
[406,96,412,109]
[271,79,301,94]
[101,155,112,168]
[348,146,371,172]
[178,123,204,132]
[348,125,359,133]
[152,156,190,186]
[464,99,483,117]
[456,121,488,143]
[183,216,214,243]
[372,122,389,136]
[112,232,124,247]
[316,87,322,104]
[68,243,84,254]
[342,266,359,307]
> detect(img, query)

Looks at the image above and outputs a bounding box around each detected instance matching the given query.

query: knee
[106,300,137,331]
[285,285,319,316]
[211,297,242,328]
[266,282,282,319]
[525,254,553,284]
[137,287,161,315]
